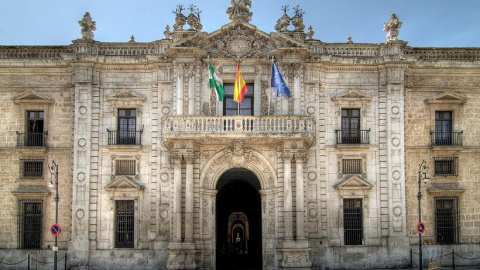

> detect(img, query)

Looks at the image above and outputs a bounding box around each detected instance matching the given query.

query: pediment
[106,90,145,103]
[169,21,309,59]
[13,90,54,105]
[335,175,373,190]
[425,91,467,104]
[332,90,372,102]
[105,175,144,192]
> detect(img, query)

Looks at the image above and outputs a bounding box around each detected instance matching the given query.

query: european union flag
[271,62,291,99]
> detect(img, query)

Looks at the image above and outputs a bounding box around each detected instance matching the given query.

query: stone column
[172,155,182,242]
[282,151,294,240]
[176,64,184,115]
[184,153,195,242]
[295,152,307,240]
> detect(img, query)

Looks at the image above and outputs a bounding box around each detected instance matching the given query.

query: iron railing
[336,129,370,144]
[344,198,363,245]
[20,159,44,179]
[434,157,458,176]
[107,129,143,145]
[16,131,48,147]
[18,201,42,249]
[431,131,463,146]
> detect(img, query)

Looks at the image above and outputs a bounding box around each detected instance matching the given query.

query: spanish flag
[233,63,248,103]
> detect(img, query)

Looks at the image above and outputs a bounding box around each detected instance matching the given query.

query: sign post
[50,223,61,237]
[416,222,426,235]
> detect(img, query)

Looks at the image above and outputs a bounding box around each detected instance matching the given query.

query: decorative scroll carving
[226,0,252,22]
[215,25,267,59]
[78,12,96,41]
[384,14,402,42]
[261,83,274,116]
[224,141,253,165]
[202,199,210,235]
[203,89,217,116]
[268,197,275,234]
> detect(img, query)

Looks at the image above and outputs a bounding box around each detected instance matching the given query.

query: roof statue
[384,13,402,42]
[226,0,252,22]
[78,12,96,41]
[291,5,305,32]
[187,5,203,31]
[172,5,187,30]
[275,5,291,32]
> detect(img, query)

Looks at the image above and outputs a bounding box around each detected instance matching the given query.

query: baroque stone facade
[0,2,479,269]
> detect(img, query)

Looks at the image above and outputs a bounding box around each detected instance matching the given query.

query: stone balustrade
[310,44,380,57]
[0,46,72,59]
[163,115,315,139]
[404,48,480,61]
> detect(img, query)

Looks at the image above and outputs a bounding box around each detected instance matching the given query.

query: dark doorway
[216,169,262,270]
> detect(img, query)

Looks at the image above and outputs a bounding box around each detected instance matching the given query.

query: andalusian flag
[208,62,225,101]
[234,63,248,103]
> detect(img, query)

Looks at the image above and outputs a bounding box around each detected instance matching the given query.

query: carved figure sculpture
[384,13,402,42]
[226,0,252,22]
[275,6,291,32]
[291,6,305,32]
[172,5,187,31]
[78,12,96,41]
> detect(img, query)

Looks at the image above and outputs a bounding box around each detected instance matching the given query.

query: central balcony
[163,116,315,143]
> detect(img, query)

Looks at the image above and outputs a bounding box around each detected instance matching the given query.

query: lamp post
[49,160,59,270]
[418,160,429,270]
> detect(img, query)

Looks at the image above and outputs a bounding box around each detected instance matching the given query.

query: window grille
[115,200,134,248]
[20,159,44,179]
[434,157,458,176]
[435,197,458,244]
[342,159,362,175]
[115,160,136,175]
[343,198,363,245]
[18,200,42,249]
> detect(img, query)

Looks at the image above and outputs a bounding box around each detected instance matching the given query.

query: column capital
[281,150,294,162]
[294,151,308,164]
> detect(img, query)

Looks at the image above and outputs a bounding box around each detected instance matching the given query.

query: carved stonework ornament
[275,6,291,32]
[215,25,267,59]
[306,25,314,40]
[164,25,172,39]
[203,89,217,116]
[172,5,187,31]
[78,12,96,41]
[224,141,253,165]
[291,6,305,32]
[187,5,203,31]
[226,0,252,22]
[384,13,402,42]
[261,84,274,116]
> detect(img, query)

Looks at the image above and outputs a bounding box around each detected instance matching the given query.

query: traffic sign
[416,222,425,234]
[50,223,61,237]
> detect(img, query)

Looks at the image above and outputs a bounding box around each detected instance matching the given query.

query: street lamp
[49,160,59,270]
[418,160,429,270]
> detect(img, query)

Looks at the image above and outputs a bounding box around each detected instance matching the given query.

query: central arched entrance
[216,168,262,269]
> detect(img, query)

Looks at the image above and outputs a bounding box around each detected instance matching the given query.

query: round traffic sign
[50,223,61,237]
[416,222,426,234]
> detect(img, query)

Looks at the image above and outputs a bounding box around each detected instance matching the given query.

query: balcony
[163,116,315,143]
[335,129,370,145]
[430,131,463,146]
[16,131,48,147]
[107,129,143,145]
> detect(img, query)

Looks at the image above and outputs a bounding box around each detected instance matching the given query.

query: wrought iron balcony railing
[335,129,370,145]
[107,129,143,145]
[163,116,315,138]
[16,131,48,147]
[430,131,463,146]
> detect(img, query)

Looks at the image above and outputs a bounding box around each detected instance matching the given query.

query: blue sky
[1,0,479,47]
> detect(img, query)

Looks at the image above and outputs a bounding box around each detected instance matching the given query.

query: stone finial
[172,5,187,30]
[129,35,135,43]
[164,25,172,39]
[347,37,353,44]
[226,0,252,22]
[78,12,96,41]
[275,5,291,32]
[306,25,314,40]
[291,5,305,32]
[383,13,403,42]
[187,5,203,31]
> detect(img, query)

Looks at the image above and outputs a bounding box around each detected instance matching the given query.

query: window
[341,109,360,143]
[342,159,362,175]
[115,200,134,248]
[23,111,45,146]
[435,111,452,145]
[435,197,458,244]
[115,160,136,176]
[20,159,44,179]
[434,157,458,176]
[223,83,254,116]
[343,198,363,245]
[18,201,42,249]
[118,109,137,145]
